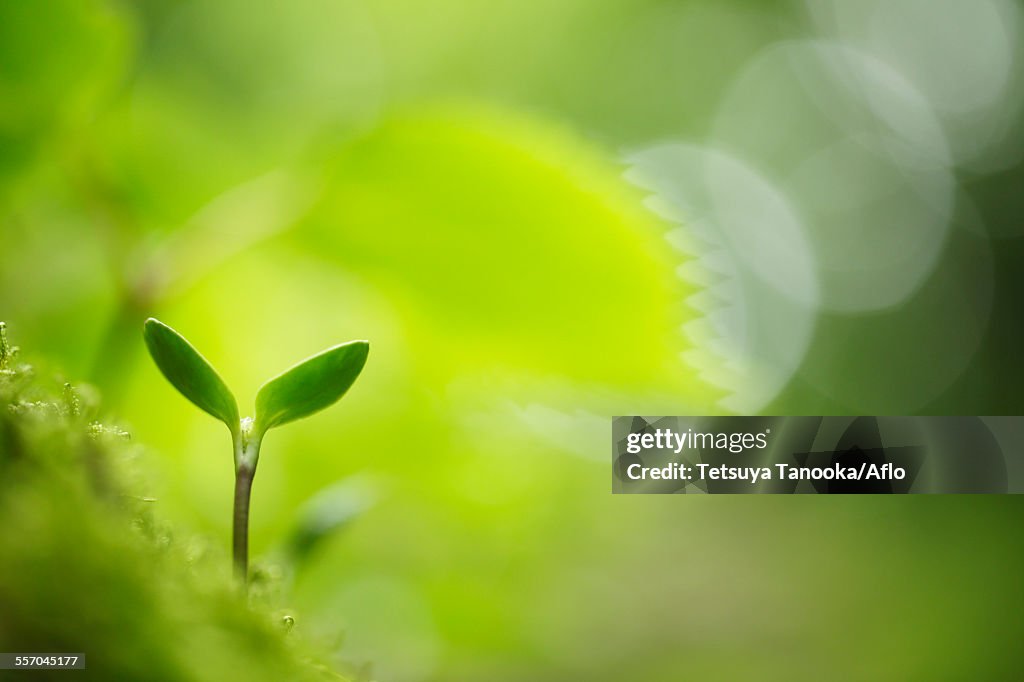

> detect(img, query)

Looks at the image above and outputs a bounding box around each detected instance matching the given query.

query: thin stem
[232,419,261,591]
[233,466,254,587]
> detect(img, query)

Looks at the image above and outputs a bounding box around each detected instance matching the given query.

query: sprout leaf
[143,318,239,429]
[255,340,368,434]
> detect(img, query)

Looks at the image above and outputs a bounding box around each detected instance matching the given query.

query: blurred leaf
[301,104,715,401]
[287,476,376,565]
[255,341,368,434]
[143,318,239,429]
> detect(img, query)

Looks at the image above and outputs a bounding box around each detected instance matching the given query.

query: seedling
[142,318,368,588]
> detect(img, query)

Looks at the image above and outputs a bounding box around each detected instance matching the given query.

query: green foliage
[0,325,349,681]
[256,341,369,435]
[142,317,368,589]
[144,318,240,431]
[4,2,1020,680]
[302,105,703,394]
[144,317,368,439]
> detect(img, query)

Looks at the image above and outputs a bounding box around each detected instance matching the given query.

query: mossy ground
[0,325,353,681]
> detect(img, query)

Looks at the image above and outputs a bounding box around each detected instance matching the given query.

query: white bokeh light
[626,143,819,413]
[805,0,1024,171]
[712,40,956,312]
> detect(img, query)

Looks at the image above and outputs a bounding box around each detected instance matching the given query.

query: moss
[0,326,352,681]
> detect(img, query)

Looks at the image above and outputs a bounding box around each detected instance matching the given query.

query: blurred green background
[2,0,1024,679]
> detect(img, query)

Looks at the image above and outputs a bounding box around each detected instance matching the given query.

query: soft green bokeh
[2,0,1023,680]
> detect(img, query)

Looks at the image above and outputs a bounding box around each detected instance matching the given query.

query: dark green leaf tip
[143,318,239,430]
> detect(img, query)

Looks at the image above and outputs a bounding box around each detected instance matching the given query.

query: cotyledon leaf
[143,318,239,429]
[254,340,368,435]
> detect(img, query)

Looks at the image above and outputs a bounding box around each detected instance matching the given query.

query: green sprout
[142,318,368,588]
